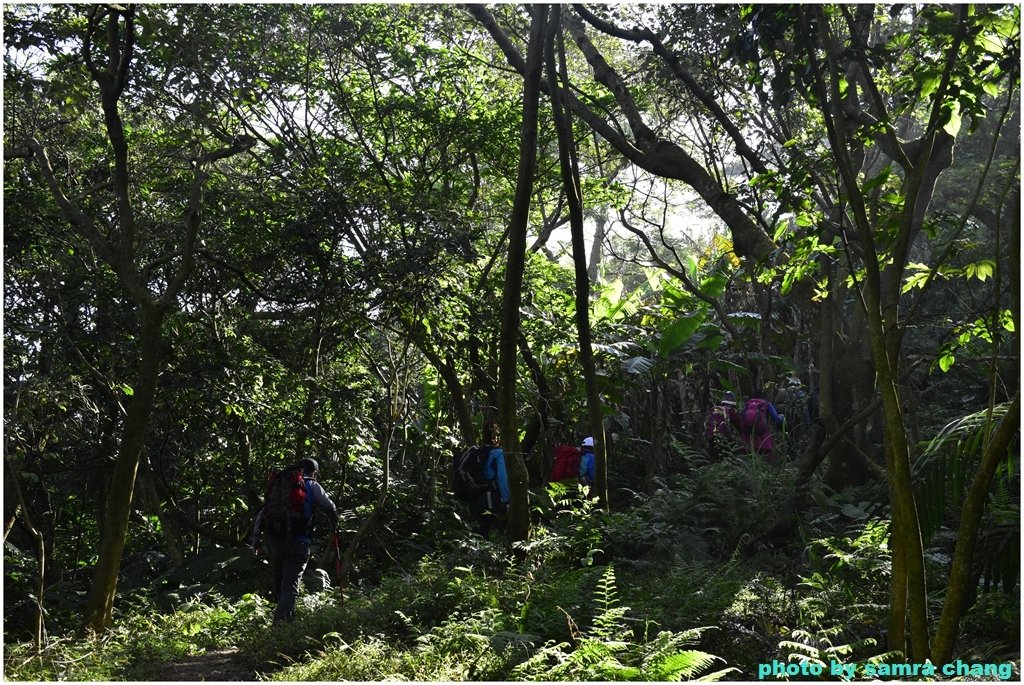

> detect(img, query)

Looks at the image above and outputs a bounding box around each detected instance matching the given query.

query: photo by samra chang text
[757,658,1015,681]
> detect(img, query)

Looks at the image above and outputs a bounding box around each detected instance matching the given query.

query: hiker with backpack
[705,391,740,460]
[549,441,582,483]
[578,436,596,486]
[452,426,509,537]
[737,388,785,462]
[251,457,338,623]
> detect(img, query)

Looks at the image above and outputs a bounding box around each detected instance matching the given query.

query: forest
[3,3,1020,681]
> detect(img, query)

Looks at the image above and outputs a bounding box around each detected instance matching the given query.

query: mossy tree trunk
[545,5,607,509]
[498,4,548,544]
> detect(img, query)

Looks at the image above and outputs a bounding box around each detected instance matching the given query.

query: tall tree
[498,4,548,543]
[545,5,608,508]
[8,6,252,630]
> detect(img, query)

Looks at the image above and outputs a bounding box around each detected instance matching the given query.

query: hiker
[452,426,509,536]
[549,441,582,483]
[578,436,596,486]
[705,391,740,460]
[738,389,785,462]
[251,457,338,623]
[473,449,510,538]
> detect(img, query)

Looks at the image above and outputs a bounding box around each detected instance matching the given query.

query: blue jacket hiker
[252,458,338,623]
[469,443,509,538]
[578,436,596,486]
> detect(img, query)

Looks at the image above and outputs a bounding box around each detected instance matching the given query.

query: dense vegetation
[4,3,1019,681]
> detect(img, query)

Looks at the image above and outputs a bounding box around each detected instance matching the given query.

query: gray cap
[298,458,319,474]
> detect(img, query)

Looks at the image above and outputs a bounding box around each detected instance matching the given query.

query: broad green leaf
[700,273,728,298]
[862,166,892,192]
[795,212,814,227]
[965,260,995,282]
[919,74,941,99]
[901,271,931,293]
[942,101,962,136]
[659,310,706,357]
[938,352,955,373]
[1000,309,1015,332]
[686,254,699,282]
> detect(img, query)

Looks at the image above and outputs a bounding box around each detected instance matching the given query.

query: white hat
[582,436,594,447]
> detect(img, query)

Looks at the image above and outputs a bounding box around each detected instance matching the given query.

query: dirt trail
[147,648,255,682]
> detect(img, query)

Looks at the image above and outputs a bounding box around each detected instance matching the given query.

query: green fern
[780,627,896,681]
[591,566,630,642]
[913,402,1015,544]
[640,630,737,681]
[912,402,1019,590]
[511,565,734,681]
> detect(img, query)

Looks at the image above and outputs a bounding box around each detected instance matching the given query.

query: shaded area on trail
[146,648,254,682]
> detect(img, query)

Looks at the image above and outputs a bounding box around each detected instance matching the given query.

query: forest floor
[146,648,254,681]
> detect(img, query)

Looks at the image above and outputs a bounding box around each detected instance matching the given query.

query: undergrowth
[5,460,1019,681]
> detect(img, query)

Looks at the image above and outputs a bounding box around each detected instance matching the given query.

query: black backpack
[263,466,311,538]
[452,445,494,500]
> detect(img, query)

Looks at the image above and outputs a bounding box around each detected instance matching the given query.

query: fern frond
[647,649,719,680]
[699,666,742,681]
[778,640,823,657]
[913,401,1019,549]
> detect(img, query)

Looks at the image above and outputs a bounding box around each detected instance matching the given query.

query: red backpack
[263,466,312,538]
[550,445,582,482]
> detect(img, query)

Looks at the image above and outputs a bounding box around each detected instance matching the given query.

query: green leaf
[700,273,728,298]
[965,259,995,282]
[795,212,814,228]
[862,166,892,193]
[938,352,955,373]
[942,101,962,136]
[121,384,135,396]
[919,74,941,99]
[686,254,699,282]
[659,310,706,357]
[1000,309,1015,332]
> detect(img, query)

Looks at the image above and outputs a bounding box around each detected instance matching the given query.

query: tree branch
[573,3,768,174]
[618,209,740,338]
[465,3,777,263]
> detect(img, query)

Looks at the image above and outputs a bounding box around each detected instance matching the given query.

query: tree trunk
[498,4,547,544]
[137,450,184,567]
[931,392,1020,663]
[645,379,668,491]
[416,340,475,445]
[547,5,607,509]
[588,215,606,284]
[5,383,45,651]
[84,305,166,632]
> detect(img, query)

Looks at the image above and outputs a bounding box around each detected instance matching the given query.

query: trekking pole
[332,530,344,603]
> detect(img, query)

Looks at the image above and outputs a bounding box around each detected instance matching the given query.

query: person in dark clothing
[705,391,740,460]
[468,427,510,538]
[252,458,338,623]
